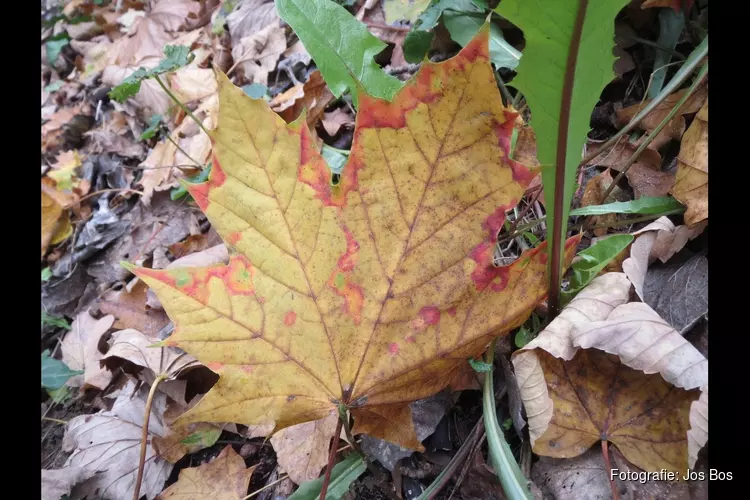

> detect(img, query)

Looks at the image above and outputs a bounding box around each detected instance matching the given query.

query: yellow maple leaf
[129,26,579,450]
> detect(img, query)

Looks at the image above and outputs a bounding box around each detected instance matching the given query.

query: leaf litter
[41,1,711,498]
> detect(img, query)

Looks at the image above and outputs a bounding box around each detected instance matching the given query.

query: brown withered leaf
[95,280,170,336]
[270,411,339,484]
[514,273,708,473]
[580,169,627,236]
[593,141,674,198]
[156,445,256,500]
[670,100,708,225]
[321,108,354,136]
[615,85,707,150]
[231,24,286,85]
[271,70,335,128]
[60,310,116,390]
[42,186,73,258]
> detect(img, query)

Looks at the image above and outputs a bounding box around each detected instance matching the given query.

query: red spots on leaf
[298,125,360,207]
[228,232,242,245]
[405,336,416,344]
[388,343,400,355]
[326,225,364,325]
[420,306,441,326]
[187,153,226,211]
[241,365,254,375]
[469,242,509,292]
[483,205,509,238]
[447,307,457,317]
[206,362,224,372]
[284,310,297,326]
[458,24,490,64]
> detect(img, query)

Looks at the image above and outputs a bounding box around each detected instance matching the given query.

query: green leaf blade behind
[570,196,685,216]
[287,452,366,500]
[443,13,521,69]
[275,0,403,102]
[495,0,629,261]
[42,350,83,391]
[562,233,634,302]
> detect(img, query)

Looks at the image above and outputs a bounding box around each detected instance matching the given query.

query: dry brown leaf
[670,100,708,225]
[169,68,219,103]
[152,422,223,464]
[321,108,354,136]
[270,411,339,485]
[592,141,674,198]
[230,24,286,85]
[168,233,214,259]
[42,103,86,152]
[514,273,708,472]
[622,216,706,299]
[579,169,627,236]
[96,280,171,337]
[272,70,335,130]
[615,85,707,150]
[60,310,116,390]
[42,187,73,258]
[167,243,229,269]
[41,467,94,500]
[226,0,279,48]
[365,4,407,66]
[61,381,173,500]
[70,36,113,83]
[156,445,256,500]
[110,0,201,66]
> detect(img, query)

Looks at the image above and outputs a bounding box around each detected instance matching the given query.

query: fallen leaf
[230,24,286,85]
[321,108,354,136]
[365,4,408,67]
[169,67,219,103]
[96,281,170,336]
[131,30,578,451]
[48,150,83,191]
[41,467,94,500]
[155,445,256,500]
[670,100,708,225]
[226,0,279,48]
[271,411,339,484]
[592,141,674,198]
[61,381,173,500]
[42,103,87,152]
[102,63,173,115]
[643,252,708,334]
[70,36,113,83]
[580,169,627,236]
[110,0,202,66]
[152,422,223,464]
[272,70,336,129]
[622,216,706,299]
[60,310,116,390]
[615,85,707,150]
[41,187,73,258]
[514,273,708,472]
[383,0,431,24]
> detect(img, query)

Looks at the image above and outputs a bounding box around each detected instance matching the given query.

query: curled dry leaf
[96,281,170,336]
[41,186,73,258]
[593,141,674,198]
[230,24,286,85]
[60,310,116,390]
[226,0,280,48]
[41,467,94,500]
[622,216,706,300]
[270,411,339,484]
[130,30,578,451]
[615,85,707,150]
[579,169,627,236]
[514,273,708,472]
[670,100,708,225]
[321,108,355,136]
[61,381,173,500]
[271,70,336,133]
[155,445,256,500]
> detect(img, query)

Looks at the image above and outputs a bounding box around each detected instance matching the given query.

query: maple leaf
[129,26,579,450]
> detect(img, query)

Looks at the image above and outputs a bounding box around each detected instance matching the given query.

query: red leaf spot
[491,113,535,186]
[420,306,441,326]
[326,225,363,324]
[337,226,360,271]
[483,206,508,237]
[187,154,226,211]
[459,25,490,63]
[298,125,360,207]
[206,362,224,372]
[228,232,242,245]
[447,307,457,317]
[284,310,297,326]
[241,365,254,375]
[469,242,509,292]
[388,343,400,355]
[405,336,416,344]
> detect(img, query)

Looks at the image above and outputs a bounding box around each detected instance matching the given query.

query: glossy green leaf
[287,452,366,500]
[562,234,634,303]
[275,0,403,103]
[495,0,630,269]
[42,350,83,391]
[570,196,685,216]
[180,427,222,448]
[403,29,434,63]
[443,12,521,69]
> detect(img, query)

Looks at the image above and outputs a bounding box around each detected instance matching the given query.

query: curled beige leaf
[270,411,339,485]
[230,24,286,85]
[60,310,115,390]
[512,273,632,444]
[688,386,708,469]
[42,467,94,500]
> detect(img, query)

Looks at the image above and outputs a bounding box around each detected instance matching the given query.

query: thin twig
[154,74,210,136]
[133,374,168,500]
[599,62,708,202]
[41,417,67,425]
[76,188,144,205]
[165,135,203,168]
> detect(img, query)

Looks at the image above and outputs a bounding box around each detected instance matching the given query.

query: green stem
[581,36,708,166]
[154,74,210,136]
[165,135,203,168]
[599,62,708,202]
[483,340,532,500]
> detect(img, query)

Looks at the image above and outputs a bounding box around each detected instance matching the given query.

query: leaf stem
[601,441,620,500]
[319,415,343,500]
[165,134,204,168]
[599,62,708,202]
[154,74,210,136]
[581,36,708,166]
[133,374,168,500]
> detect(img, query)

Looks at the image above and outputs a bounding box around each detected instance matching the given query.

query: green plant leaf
[42,311,71,330]
[180,427,222,447]
[495,0,630,278]
[469,358,493,372]
[41,267,53,282]
[140,114,163,141]
[443,12,521,69]
[275,0,403,103]
[46,38,69,65]
[321,144,349,174]
[287,452,366,500]
[403,29,434,63]
[384,0,432,24]
[42,350,83,391]
[47,385,74,404]
[561,234,634,303]
[242,83,270,100]
[109,45,193,103]
[650,8,685,99]
[44,81,64,93]
[570,196,685,216]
